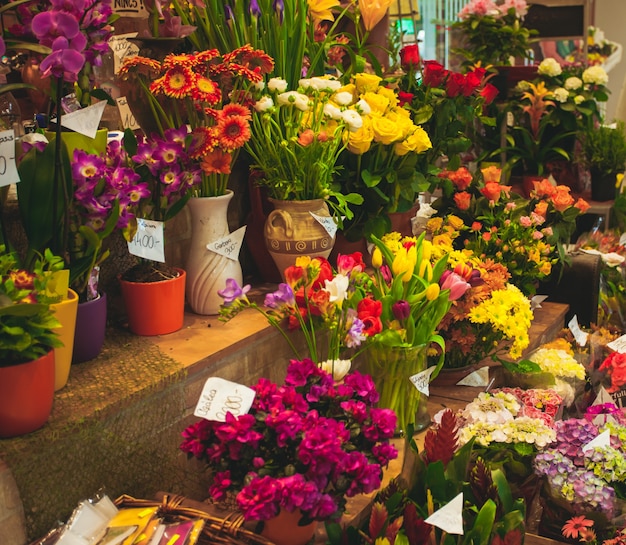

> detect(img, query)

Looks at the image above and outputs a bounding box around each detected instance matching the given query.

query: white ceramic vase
[185,191,243,315]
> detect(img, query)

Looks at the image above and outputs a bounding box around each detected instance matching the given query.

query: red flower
[462,71,482,96]
[357,297,382,319]
[398,90,414,107]
[422,60,447,88]
[361,315,382,337]
[446,72,465,98]
[399,44,420,69]
[479,83,499,105]
[453,191,471,211]
[481,181,510,202]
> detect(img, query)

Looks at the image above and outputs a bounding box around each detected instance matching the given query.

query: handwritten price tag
[310,212,337,238]
[61,101,107,138]
[608,334,626,354]
[108,32,139,73]
[207,226,246,261]
[568,315,589,347]
[194,377,256,422]
[0,130,19,188]
[127,218,165,262]
[410,366,436,396]
[425,493,464,535]
[116,97,140,131]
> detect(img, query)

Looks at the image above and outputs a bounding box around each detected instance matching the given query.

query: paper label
[425,493,464,535]
[108,33,139,74]
[410,366,436,396]
[111,0,148,18]
[207,226,247,261]
[194,377,256,422]
[607,334,626,354]
[0,130,19,188]
[530,294,548,310]
[457,367,490,387]
[127,219,165,262]
[568,315,589,347]
[116,97,140,131]
[582,429,611,452]
[310,212,337,238]
[60,101,107,138]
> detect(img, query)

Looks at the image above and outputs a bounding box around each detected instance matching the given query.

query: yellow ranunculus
[362,91,389,115]
[354,73,382,94]
[345,117,374,154]
[447,215,464,230]
[307,0,340,22]
[371,116,403,145]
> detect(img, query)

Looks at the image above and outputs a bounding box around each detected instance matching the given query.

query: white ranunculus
[538,57,562,77]
[333,91,353,106]
[293,92,310,111]
[355,98,371,115]
[602,252,626,267]
[323,103,342,120]
[254,96,274,112]
[268,77,288,92]
[341,109,363,131]
[564,76,582,90]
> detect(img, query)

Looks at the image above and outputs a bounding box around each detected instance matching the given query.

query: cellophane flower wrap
[431,165,588,295]
[180,358,398,524]
[219,252,376,368]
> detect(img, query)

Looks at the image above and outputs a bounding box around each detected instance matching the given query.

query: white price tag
[410,366,436,396]
[0,130,19,188]
[457,367,490,387]
[127,218,165,262]
[207,226,247,261]
[194,377,256,422]
[116,97,140,131]
[425,493,464,535]
[530,294,548,310]
[608,334,626,354]
[582,429,611,452]
[60,101,107,138]
[310,212,337,238]
[108,32,139,74]
[568,315,589,347]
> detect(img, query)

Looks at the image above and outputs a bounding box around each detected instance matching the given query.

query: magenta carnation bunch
[180,358,398,524]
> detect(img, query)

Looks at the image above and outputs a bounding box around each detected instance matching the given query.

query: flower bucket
[259,508,317,545]
[51,288,79,391]
[72,292,107,364]
[44,128,108,159]
[0,350,55,438]
[119,268,186,336]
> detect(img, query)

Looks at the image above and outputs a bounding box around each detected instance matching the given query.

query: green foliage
[582,122,626,176]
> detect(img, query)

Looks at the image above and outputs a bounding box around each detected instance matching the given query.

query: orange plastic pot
[119,268,186,336]
[0,350,55,438]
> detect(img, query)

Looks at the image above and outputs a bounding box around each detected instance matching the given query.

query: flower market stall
[2,0,626,544]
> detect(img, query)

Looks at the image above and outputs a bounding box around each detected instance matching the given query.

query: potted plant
[0,246,64,437]
[180,358,398,545]
[582,121,626,202]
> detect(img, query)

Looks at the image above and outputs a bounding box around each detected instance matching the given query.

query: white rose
[564,76,582,90]
[268,77,288,92]
[538,57,562,77]
[254,96,274,112]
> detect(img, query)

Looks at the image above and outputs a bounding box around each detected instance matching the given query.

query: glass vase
[364,343,430,436]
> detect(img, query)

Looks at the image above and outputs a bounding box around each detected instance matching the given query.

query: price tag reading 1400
[127,218,165,262]
[0,129,20,188]
[194,377,256,422]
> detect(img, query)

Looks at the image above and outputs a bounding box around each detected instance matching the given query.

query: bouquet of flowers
[430,166,589,295]
[452,0,536,67]
[219,252,374,369]
[119,45,273,197]
[180,358,398,524]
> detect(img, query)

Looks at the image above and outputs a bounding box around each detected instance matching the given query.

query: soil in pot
[120,261,180,283]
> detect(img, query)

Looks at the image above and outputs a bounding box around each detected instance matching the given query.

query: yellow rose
[409,126,432,153]
[539,261,552,275]
[345,117,374,154]
[371,116,403,145]
[386,110,414,138]
[355,73,382,94]
[362,91,389,115]
[447,215,464,230]
[377,85,398,107]
[394,126,432,155]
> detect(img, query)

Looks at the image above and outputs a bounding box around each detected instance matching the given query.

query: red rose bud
[398,90,414,107]
[422,60,447,87]
[392,299,411,320]
[445,72,464,98]
[479,83,500,105]
[400,44,420,69]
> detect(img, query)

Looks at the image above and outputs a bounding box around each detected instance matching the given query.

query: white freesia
[267,77,288,92]
[254,96,274,112]
[341,109,363,131]
[538,57,562,77]
[333,91,354,106]
[564,76,582,90]
[324,274,350,305]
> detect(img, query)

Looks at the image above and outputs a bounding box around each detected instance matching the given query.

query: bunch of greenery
[582,122,626,176]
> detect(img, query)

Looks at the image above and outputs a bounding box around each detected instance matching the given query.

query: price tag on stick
[0,130,19,188]
[127,218,165,262]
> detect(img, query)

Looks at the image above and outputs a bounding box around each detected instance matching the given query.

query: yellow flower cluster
[529,348,586,380]
[341,73,432,156]
[467,284,532,359]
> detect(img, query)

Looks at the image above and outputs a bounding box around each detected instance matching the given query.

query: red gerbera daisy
[226,62,263,84]
[195,48,220,64]
[201,149,232,175]
[161,53,199,71]
[118,56,161,79]
[216,115,251,151]
[221,103,251,120]
[161,65,196,99]
[192,76,222,105]
[188,127,217,159]
[238,49,275,76]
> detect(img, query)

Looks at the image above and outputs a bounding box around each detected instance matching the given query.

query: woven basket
[114,493,276,545]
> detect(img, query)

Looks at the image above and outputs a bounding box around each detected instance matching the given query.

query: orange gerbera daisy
[195,48,220,64]
[118,56,161,78]
[188,127,217,159]
[161,53,199,71]
[161,65,196,99]
[221,103,251,120]
[562,517,594,540]
[235,47,274,76]
[201,149,232,175]
[217,115,250,151]
[192,75,222,105]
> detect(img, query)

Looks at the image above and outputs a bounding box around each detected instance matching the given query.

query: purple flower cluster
[180,358,398,523]
[31,0,114,83]
[534,449,616,516]
[551,418,599,465]
[132,127,201,219]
